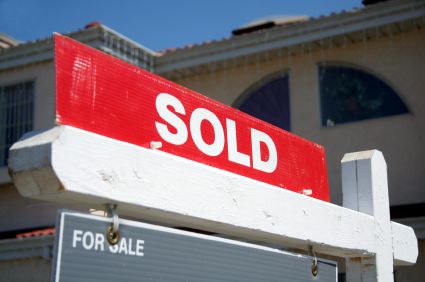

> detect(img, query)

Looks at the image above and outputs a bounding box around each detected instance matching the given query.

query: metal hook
[108,204,119,232]
[308,246,318,277]
[106,204,120,245]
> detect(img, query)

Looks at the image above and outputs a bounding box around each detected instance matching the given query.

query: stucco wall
[173,28,425,206]
[0,184,60,232]
[0,60,56,184]
[0,183,89,232]
[0,257,51,282]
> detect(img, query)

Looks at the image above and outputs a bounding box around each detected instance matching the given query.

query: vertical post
[342,150,393,282]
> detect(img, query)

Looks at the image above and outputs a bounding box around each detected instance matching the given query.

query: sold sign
[54,34,330,202]
[156,93,277,173]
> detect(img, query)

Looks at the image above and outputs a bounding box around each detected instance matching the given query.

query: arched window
[236,74,290,132]
[319,66,409,127]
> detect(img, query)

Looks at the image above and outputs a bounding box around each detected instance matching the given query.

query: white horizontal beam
[394,216,425,240]
[9,126,417,264]
[392,221,419,266]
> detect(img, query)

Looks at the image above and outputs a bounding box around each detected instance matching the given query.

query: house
[1,0,424,280]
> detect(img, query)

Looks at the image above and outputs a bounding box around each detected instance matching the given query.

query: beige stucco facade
[172,28,425,207]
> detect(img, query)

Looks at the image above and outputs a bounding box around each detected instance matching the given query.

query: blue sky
[1,0,363,51]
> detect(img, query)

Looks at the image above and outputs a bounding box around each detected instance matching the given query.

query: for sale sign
[52,210,338,281]
[54,34,329,201]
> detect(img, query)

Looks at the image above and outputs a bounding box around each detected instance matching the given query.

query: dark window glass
[0,81,35,167]
[319,66,409,127]
[238,75,290,132]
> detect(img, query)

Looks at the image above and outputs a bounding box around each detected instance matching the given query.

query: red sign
[54,34,330,202]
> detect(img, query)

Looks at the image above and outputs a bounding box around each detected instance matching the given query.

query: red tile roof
[15,228,55,238]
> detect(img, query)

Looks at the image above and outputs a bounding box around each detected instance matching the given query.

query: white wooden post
[342,150,393,281]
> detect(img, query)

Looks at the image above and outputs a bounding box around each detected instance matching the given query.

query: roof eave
[0,25,158,72]
[154,0,423,77]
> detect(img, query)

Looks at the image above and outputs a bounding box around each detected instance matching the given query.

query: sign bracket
[106,204,120,245]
